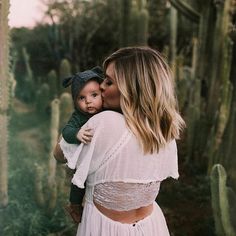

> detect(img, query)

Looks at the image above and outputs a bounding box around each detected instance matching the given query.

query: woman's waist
[93,200,154,224]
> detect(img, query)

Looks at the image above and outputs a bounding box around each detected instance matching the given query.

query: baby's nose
[85,98,91,103]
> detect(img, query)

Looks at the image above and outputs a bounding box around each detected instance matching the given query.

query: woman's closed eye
[104,78,113,86]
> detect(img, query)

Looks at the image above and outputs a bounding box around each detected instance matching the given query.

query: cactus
[207,0,233,118]
[119,0,132,47]
[59,92,73,132]
[47,69,58,99]
[22,47,33,81]
[34,163,45,207]
[22,47,35,102]
[0,0,10,208]
[34,99,60,212]
[170,5,177,74]
[35,83,50,114]
[48,98,60,212]
[170,0,235,169]
[205,0,234,170]
[169,0,200,23]
[135,0,149,45]
[59,59,71,94]
[210,164,236,236]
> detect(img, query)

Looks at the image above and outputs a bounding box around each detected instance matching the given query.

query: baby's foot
[65,204,83,224]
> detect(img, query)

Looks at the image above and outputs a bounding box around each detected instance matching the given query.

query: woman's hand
[77,128,93,144]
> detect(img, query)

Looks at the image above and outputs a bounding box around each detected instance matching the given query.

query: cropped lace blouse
[60,111,179,211]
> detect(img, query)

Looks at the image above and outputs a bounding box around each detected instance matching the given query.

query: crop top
[60,111,179,211]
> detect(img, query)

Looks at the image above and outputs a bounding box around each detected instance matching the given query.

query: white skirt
[76,201,170,236]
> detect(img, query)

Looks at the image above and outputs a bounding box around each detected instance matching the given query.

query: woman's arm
[53,135,67,163]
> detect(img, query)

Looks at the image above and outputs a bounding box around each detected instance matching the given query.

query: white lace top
[60,111,179,211]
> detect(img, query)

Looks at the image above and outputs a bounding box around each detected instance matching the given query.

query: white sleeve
[71,125,102,188]
[59,138,82,169]
[156,139,179,180]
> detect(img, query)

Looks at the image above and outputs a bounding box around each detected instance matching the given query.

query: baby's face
[76,80,103,114]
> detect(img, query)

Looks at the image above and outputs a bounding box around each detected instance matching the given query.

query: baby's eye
[79,96,85,100]
[92,93,98,97]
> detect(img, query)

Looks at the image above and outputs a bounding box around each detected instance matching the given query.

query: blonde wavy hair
[103,47,185,154]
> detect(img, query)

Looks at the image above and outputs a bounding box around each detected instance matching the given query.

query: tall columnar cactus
[207,0,233,118]
[170,0,235,170]
[35,83,50,114]
[119,0,132,47]
[210,164,236,236]
[170,5,177,74]
[22,47,33,81]
[34,99,60,213]
[0,0,10,208]
[59,58,71,94]
[59,92,73,132]
[129,0,149,46]
[22,47,35,102]
[47,69,58,99]
[204,0,234,170]
[135,0,149,45]
[34,163,45,208]
[47,98,60,211]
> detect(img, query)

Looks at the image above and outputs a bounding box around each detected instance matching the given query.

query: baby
[61,66,103,223]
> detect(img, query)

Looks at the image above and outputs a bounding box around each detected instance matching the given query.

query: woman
[55,46,185,235]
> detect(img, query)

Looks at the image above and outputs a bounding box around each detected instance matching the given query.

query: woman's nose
[100,81,105,91]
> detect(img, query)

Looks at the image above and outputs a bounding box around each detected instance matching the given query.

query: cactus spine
[210,164,236,236]
[0,0,10,207]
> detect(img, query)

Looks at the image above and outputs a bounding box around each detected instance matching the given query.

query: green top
[62,109,92,144]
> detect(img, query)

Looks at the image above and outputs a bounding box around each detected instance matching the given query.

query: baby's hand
[77,128,93,144]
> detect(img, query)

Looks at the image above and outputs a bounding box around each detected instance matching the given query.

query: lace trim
[93,181,160,211]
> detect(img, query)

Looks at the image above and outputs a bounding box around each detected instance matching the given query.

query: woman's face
[100,62,121,110]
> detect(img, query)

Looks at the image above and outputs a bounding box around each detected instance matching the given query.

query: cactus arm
[169,0,200,23]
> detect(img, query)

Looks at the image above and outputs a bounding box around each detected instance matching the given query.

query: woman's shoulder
[90,110,125,125]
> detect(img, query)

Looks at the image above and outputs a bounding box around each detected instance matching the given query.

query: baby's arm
[62,111,83,144]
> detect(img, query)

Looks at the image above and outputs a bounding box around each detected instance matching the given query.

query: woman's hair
[103,46,185,154]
